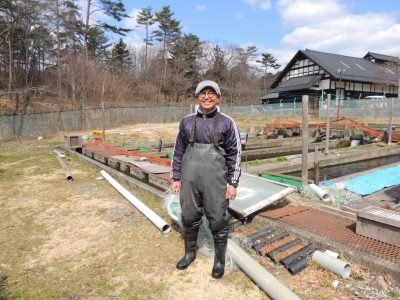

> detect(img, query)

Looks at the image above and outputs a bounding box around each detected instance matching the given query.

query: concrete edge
[62,146,166,201]
[256,215,400,282]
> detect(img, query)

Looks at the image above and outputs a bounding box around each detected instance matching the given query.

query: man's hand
[226,185,237,201]
[171,180,181,195]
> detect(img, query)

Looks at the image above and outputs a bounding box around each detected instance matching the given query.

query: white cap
[195,80,221,97]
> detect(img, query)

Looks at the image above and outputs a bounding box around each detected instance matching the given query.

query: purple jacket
[171,107,242,186]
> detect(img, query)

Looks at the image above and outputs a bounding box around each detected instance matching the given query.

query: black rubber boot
[176,220,201,270]
[212,224,229,279]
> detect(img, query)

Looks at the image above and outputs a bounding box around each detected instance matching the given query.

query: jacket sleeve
[224,119,242,186]
[171,120,188,181]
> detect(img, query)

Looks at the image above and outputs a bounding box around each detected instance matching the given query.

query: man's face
[197,88,219,113]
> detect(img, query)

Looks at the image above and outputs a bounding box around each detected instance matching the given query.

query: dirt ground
[1,123,400,299]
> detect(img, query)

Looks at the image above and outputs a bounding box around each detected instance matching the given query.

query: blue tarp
[324,164,400,196]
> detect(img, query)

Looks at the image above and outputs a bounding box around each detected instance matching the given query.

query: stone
[373,275,388,292]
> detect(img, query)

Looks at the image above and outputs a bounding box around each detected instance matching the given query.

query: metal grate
[278,208,400,264]
[260,205,310,219]
[367,209,400,222]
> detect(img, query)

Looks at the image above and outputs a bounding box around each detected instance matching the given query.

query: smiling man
[171,80,242,279]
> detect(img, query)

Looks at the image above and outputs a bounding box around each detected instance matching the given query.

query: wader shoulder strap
[213,112,220,147]
[189,115,197,145]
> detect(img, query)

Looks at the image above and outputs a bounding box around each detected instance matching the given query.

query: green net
[165,193,234,267]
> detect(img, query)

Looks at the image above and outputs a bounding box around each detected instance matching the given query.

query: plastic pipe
[287,256,309,275]
[267,239,302,258]
[309,183,332,202]
[227,239,300,300]
[100,170,171,233]
[54,150,73,181]
[324,249,340,259]
[281,245,315,267]
[249,229,276,248]
[248,228,275,241]
[312,250,351,278]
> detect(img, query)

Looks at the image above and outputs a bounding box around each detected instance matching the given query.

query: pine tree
[153,5,181,90]
[83,0,131,61]
[110,38,132,71]
[169,33,202,98]
[136,6,154,71]
[257,52,280,93]
[86,26,111,61]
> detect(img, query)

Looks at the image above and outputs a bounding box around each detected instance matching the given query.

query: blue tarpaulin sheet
[324,164,400,196]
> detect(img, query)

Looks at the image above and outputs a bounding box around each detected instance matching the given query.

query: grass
[387,290,400,298]
[248,156,288,166]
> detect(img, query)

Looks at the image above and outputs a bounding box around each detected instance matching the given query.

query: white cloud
[243,0,272,11]
[259,1,272,10]
[125,8,141,28]
[195,4,206,12]
[124,8,159,48]
[235,12,245,20]
[276,0,346,27]
[77,0,111,24]
[276,0,400,59]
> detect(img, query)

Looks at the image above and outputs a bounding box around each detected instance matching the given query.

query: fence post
[314,145,320,185]
[301,95,309,187]
[387,97,393,145]
[325,94,331,155]
[293,98,296,117]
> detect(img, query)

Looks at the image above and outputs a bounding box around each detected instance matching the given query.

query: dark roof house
[263,49,399,103]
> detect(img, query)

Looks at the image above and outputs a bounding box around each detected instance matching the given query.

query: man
[170,80,241,279]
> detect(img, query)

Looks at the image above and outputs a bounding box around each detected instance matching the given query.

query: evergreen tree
[256,52,280,93]
[83,0,131,61]
[205,45,229,84]
[86,26,111,61]
[110,38,132,71]
[170,33,202,98]
[136,6,154,71]
[153,5,181,89]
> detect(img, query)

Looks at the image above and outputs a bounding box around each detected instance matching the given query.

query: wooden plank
[272,242,307,262]
[107,158,120,170]
[260,235,296,256]
[129,165,149,182]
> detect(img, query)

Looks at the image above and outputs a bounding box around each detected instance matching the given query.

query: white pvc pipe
[309,183,332,202]
[324,249,340,259]
[227,240,300,300]
[100,170,171,233]
[312,250,351,279]
[54,150,73,181]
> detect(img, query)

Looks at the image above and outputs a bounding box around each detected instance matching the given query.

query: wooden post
[325,94,331,155]
[388,97,393,145]
[301,95,309,187]
[314,145,320,185]
[101,80,106,143]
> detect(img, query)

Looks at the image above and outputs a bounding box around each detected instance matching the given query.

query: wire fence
[0,98,398,141]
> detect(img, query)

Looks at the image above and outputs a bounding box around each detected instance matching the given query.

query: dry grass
[0,121,396,299]
[0,140,265,299]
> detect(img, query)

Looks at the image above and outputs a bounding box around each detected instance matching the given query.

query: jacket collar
[197,107,218,118]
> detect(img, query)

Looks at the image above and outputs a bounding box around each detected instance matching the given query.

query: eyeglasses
[199,91,217,98]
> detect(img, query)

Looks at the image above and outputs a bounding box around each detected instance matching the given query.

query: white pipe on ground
[309,183,332,202]
[227,239,300,300]
[54,150,73,181]
[312,250,351,279]
[324,249,340,259]
[100,170,171,233]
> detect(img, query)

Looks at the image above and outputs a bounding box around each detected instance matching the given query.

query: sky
[100,0,400,66]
